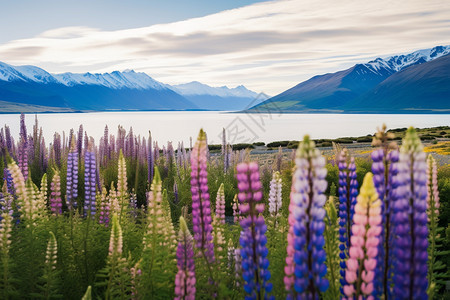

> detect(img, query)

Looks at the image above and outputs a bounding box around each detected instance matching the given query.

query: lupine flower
[426,155,440,218]
[103,214,131,300]
[148,131,153,184]
[53,133,62,167]
[117,150,128,211]
[98,187,110,225]
[215,183,225,224]
[77,125,83,156]
[268,171,282,217]
[84,142,97,217]
[130,260,142,300]
[18,113,28,181]
[108,183,120,217]
[426,154,441,297]
[276,146,282,172]
[7,159,27,219]
[232,194,240,224]
[343,173,382,299]
[45,232,58,270]
[284,135,328,299]
[50,171,62,216]
[190,129,214,264]
[391,127,428,299]
[237,162,273,299]
[144,167,176,250]
[66,136,78,210]
[129,190,138,218]
[174,216,196,300]
[370,125,398,298]
[109,213,123,255]
[337,149,358,294]
[0,189,13,255]
[3,168,15,195]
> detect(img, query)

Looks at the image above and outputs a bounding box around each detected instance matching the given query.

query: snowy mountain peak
[362,45,450,75]
[170,81,265,99]
[0,61,167,90]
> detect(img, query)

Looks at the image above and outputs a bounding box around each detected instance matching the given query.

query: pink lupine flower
[344,173,381,299]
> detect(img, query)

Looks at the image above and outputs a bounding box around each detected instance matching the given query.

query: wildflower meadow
[0,114,448,299]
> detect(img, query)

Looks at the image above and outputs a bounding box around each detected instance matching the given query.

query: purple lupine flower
[53,133,61,167]
[337,149,358,295]
[148,131,153,184]
[50,170,62,216]
[18,113,28,180]
[237,162,273,299]
[154,141,160,162]
[370,125,399,299]
[284,135,328,299]
[276,146,282,172]
[77,124,83,157]
[66,136,78,210]
[391,127,428,299]
[84,141,96,217]
[190,129,215,264]
[4,126,13,154]
[3,168,15,195]
[174,216,196,300]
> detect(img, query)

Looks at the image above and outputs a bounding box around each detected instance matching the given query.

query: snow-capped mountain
[0,61,266,112]
[169,81,269,110]
[248,45,450,113]
[0,62,167,90]
[362,45,450,76]
[171,81,262,98]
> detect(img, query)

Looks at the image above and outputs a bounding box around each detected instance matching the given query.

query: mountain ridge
[0,62,264,112]
[247,45,450,113]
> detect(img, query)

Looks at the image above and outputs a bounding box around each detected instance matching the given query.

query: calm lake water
[1,112,449,145]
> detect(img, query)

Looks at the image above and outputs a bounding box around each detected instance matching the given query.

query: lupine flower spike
[84,140,97,217]
[174,217,196,300]
[50,170,62,216]
[370,124,398,298]
[343,173,381,299]
[426,154,443,297]
[215,183,225,224]
[284,135,329,299]
[268,171,282,217]
[237,162,273,300]
[190,129,215,264]
[391,127,428,299]
[337,149,358,295]
[66,135,78,210]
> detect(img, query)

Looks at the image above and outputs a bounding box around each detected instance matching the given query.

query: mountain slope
[248,45,450,113]
[345,54,450,112]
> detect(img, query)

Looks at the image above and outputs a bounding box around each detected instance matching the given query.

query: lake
[1,112,449,146]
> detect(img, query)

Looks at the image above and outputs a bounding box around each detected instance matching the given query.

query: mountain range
[1,45,449,113]
[0,64,265,112]
[247,45,450,113]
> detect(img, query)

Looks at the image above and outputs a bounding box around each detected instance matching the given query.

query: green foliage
[323,196,340,300]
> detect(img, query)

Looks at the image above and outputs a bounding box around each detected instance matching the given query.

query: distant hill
[247,45,450,113]
[0,63,265,112]
[169,81,269,110]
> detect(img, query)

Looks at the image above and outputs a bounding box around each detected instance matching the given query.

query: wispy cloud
[0,0,449,94]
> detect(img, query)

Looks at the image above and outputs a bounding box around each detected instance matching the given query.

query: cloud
[0,0,449,94]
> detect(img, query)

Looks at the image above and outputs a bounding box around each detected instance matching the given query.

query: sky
[0,0,449,95]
